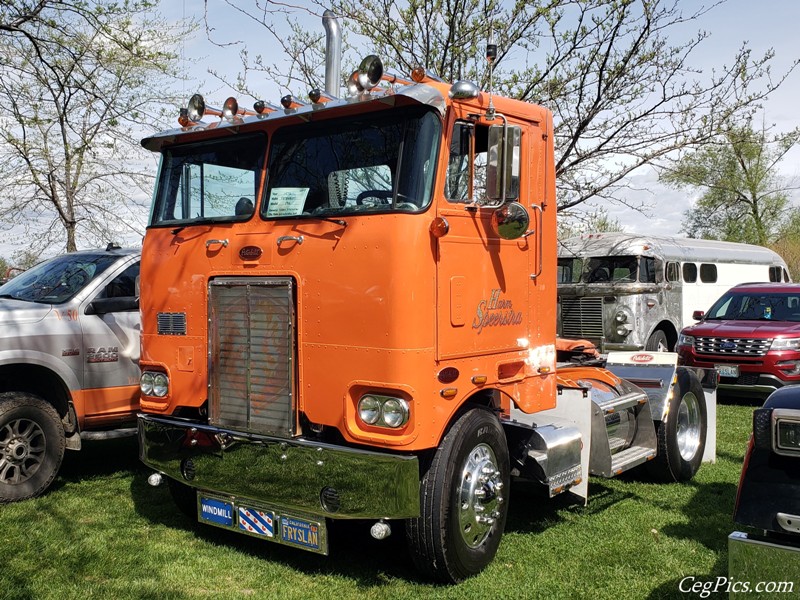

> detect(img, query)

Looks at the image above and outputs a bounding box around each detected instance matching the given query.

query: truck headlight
[614,310,628,323]
[358,395,381,425]
[152,373,169,397]
[140,372,154,396]
[357,394,410,429]
[771,337,800,350]
[141,370,169,398]
[678,333,694,347]
[381,398,410,428]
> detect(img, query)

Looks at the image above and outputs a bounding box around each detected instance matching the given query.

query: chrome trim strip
[138,415,420,519]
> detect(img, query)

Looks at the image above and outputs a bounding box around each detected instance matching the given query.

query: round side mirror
[491,202,530,240]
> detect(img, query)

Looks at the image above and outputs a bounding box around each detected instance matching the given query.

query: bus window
[683,263,697,283]
[666,261,680,282]
[557,257,582,283]
[700,263,717,283]
[639,257,657,283]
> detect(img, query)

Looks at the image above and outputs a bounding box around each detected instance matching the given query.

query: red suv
[678,282,800,398]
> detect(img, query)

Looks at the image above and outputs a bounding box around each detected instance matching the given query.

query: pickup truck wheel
[0,392,65,502]
[167,477,198,519]
[650,369,707,482]
[406,408,509,583]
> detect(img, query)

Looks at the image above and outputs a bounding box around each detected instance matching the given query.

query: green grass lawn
[0,403,755,600]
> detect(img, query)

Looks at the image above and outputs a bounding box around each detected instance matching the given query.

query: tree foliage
[209,0,796,213]
[0,0,191,252]
[662,122,800,246]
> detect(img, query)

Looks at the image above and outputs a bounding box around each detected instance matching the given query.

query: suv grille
[208,277,295,437]
[694,336,772,357]
[560,296,603,341]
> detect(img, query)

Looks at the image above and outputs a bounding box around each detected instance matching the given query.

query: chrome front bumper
[729,531,800,585]
[138,414,420,520]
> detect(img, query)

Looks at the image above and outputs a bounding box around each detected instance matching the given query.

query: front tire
[645,330,670,352]
[0,392,65,502]
[649,368,707,482]
[406,408,510,583]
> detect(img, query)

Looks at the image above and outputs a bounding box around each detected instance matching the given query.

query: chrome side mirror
[491,202,529,240]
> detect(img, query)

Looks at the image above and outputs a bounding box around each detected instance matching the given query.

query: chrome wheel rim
[458,443,504,548]
[676,392,702,462]
[0,417,45,484]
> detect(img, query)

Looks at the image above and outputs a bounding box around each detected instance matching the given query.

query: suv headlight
[771,337,800,351]
[678,333,694,347]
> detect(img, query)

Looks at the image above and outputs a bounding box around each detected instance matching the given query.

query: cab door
[80,257,141,423]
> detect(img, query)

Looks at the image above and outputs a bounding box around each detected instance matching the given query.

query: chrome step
[595,391,647,415]
[609,445,656,476]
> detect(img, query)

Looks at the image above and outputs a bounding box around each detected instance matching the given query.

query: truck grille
[208,277,295,437]
[560,296,604,341]
[693,337,772,357]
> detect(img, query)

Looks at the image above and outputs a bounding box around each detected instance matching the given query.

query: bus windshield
[576,256,657,284]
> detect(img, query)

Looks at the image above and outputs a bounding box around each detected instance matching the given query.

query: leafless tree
[207,0,797,214]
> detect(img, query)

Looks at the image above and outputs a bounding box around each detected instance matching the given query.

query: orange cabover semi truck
[137,13,714,583]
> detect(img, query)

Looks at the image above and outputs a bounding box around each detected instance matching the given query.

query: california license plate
[716,364,739,378]
[281,515,323,551]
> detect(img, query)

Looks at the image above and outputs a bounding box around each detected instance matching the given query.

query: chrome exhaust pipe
[322,9,341,97]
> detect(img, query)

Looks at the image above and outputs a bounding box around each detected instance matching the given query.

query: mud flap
[604,351,717,463]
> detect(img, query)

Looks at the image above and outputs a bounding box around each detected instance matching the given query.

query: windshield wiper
[304,215,348,227]
[0,294,17,300]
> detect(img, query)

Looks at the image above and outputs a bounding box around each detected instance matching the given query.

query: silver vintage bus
[557,233,791,352]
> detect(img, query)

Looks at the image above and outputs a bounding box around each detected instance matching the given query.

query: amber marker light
[178,108,190,127]
[430,216,449,238]
[471,375,488,385]
[440,388,458,399]
[411,65,426,83]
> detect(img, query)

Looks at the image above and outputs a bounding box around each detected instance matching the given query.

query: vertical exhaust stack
[322,10,342,97]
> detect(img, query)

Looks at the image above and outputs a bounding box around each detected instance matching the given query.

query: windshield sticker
[267,188,309,217]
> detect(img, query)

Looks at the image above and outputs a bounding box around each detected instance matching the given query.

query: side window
[99,262,140,300]
[769,266,782,282]
[445,121,489,203]
[699,263,717,283]
[639,257,657,283]
[683,263,697,283]
[666,261,680,282]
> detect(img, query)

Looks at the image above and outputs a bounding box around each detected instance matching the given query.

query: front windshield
[263,105,440,218]
[580,256,657,283]
[0,253,120,304]
[150,133,267,226]
[707,291,800,321]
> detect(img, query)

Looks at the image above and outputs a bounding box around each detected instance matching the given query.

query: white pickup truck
[0,246,141,502]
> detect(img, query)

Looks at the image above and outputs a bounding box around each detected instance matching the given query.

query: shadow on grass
[128,469,423,586]
[44,434,143,496]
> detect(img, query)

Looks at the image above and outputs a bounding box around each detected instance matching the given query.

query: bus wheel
[645,330,670,352]
[406,408,510,583]
[650,369,707,482]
